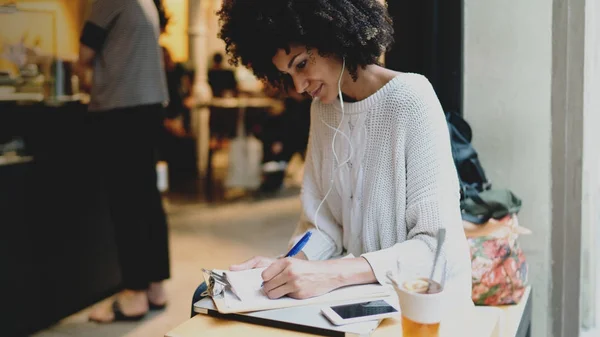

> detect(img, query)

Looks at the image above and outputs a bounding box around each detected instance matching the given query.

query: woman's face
[272,45,345,104]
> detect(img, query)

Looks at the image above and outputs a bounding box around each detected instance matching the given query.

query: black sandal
[89,301,147,323]
[148,300,167,311]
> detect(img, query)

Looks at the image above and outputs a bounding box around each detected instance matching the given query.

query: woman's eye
[296,60,307,70]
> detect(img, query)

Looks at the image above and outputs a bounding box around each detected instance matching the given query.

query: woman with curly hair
[192,0,472,311]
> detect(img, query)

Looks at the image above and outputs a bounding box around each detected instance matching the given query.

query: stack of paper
[211,267,393,314]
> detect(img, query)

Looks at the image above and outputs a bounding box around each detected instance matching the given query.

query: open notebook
[208,267,393,314]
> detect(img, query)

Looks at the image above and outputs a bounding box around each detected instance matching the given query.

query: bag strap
[461,185,497,224]
[463,184,490,207]
[463,188,523,222]
[469,157,490,189]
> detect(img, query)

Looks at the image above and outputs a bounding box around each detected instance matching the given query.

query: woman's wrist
[328,257,377,288]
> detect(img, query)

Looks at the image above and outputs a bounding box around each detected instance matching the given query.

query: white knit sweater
[290,73,473,303]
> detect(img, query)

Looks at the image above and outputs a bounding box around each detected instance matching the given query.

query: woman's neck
[341,64,398,101]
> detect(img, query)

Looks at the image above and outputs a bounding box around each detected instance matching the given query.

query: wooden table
[166,305,503,337]
[166,287,532,337]
[497,287,532,337]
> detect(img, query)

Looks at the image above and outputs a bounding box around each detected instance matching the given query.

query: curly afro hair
[217,0,394,89]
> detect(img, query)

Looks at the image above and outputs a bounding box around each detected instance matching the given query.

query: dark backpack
[445,111,491,198]
[445,112,522,224]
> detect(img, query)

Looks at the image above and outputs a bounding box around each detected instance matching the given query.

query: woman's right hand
[229,256,276,271]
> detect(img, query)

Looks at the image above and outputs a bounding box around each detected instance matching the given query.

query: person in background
[77,0,170,322]
[160,11,195,137]
[259,89,311,193]
[207,52,240,147]
[208,52,238,98]
[191,0,473,311]
[162,46,189,137]
[160,45,198,185]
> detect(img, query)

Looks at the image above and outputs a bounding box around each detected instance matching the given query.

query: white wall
[581,0,600,330]
[463,1,553,337]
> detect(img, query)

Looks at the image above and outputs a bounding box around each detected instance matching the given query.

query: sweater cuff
[362,239,433,286]
[361,246,397,286]
[298,230,337,261]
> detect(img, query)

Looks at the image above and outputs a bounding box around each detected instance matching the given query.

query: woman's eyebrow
[288,52,303,69]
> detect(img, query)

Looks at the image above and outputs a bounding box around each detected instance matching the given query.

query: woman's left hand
[260,258,343,299]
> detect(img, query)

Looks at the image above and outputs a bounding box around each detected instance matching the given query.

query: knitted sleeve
[362,76,462,285]
[288,104,343,260]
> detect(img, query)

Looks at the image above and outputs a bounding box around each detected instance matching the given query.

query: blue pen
[261,231,312,287]
[285,231,312,258]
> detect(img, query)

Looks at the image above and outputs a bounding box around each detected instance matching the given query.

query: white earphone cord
[313,57,353,233]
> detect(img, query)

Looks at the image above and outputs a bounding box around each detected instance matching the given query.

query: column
[188,0,213,176]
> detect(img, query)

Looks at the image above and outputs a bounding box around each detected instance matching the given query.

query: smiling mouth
[309,84,323,98]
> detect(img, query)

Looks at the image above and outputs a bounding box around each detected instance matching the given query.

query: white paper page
[223,253,358,301]
[224,268,266,301]
[221,268,392,311]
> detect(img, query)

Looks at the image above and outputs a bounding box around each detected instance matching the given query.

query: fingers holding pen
[262,258,297,299]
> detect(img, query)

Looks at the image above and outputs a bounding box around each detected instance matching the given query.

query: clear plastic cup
[394,278,446,337]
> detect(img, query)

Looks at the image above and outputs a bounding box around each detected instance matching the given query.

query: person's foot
[147,281,167,308]
[89,290,149,323]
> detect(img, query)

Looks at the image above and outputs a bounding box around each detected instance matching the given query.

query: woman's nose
[292,75,308,94]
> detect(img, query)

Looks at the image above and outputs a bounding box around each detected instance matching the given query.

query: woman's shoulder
[378,73,439,116]
[385,72,436,101]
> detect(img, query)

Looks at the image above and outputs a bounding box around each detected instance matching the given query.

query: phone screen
[330,300,398,319]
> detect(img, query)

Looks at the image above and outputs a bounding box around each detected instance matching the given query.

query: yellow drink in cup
[394,278,445,337]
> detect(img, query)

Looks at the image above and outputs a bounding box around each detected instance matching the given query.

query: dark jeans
[92,104,171,290]
[191,282,208,317]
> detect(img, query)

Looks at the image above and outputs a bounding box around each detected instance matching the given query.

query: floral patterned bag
[464,214,530,305]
